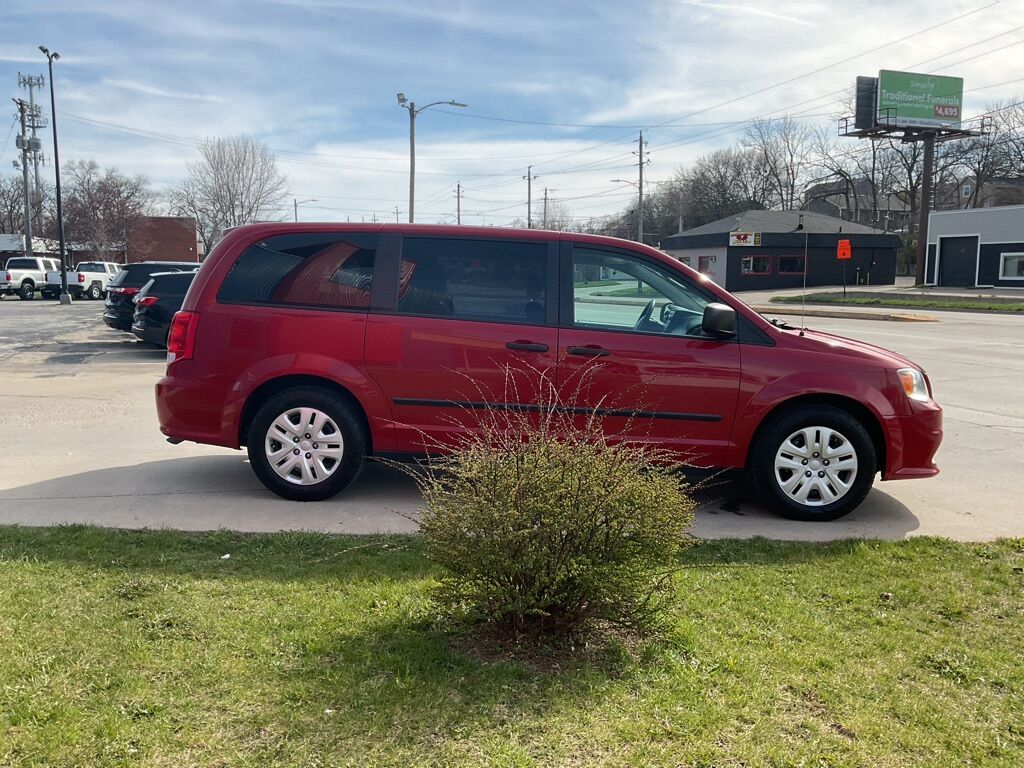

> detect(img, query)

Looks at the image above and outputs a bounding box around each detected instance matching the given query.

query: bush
[411,384,697,638]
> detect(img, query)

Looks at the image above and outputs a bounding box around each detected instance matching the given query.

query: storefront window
[741,255,771,275]
[1000,253,1024,280]
[778,255,806,274]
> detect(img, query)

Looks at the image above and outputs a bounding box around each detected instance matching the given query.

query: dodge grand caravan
[155,224,942,521]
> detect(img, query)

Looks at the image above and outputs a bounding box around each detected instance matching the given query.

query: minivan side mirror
[701,302,737,338]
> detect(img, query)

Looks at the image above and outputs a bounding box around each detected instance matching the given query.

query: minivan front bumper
[881,399,943,480]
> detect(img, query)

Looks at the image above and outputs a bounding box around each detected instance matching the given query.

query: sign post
[837,239,852,298]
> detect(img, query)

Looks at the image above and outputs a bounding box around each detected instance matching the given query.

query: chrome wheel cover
[265,407,344,486]
[774,426,858,507]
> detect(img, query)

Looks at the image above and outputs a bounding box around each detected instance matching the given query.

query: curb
[750,306,937,323]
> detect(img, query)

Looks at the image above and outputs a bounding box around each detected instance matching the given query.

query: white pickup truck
[42,261,121,300]
[1,255,61,300]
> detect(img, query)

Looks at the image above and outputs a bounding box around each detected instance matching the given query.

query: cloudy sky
[2,0,1023,231]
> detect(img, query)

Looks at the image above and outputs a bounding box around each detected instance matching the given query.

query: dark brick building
[126,216,200,263]
[660,210,899,291]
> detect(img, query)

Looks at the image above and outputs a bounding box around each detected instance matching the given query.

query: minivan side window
[572,248,713,336]
[217,233,377,310]
[397,237,547,324]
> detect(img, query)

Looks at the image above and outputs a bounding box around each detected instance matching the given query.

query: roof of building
[673,209,888,237]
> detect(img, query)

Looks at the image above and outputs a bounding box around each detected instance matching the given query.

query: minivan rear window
[217,233,377,310]
[397,237,547,324]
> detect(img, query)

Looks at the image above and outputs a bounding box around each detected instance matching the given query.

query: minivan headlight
[897,367,930,402]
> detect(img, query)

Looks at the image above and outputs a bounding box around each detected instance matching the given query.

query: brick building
[126,216,201,263]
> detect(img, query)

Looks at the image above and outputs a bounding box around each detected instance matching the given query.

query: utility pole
[455,182,461,225]
[394,206,400,223]
[542,188,549,229]
[636,131,647,244]
[523,165,537,228]
[19,73,46,232]
[13,99,34,262]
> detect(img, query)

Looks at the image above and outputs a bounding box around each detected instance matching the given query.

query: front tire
[18,282,34,300]
[751,405,876,521]
[246,387,366,501]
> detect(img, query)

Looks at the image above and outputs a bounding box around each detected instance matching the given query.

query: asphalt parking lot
[0,298,1021,541]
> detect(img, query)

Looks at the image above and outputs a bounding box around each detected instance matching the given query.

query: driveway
[0,300,1020,541]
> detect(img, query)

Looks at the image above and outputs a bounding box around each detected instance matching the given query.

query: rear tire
[750,405,876,521]
[246,387,366,501]
[87,283,102,300]
[18,282,34,300]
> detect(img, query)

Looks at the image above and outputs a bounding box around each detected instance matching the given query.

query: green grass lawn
[596,284,659,297]
[771,294,1024,312]
[2,526,1023,767]
[573,279,622,288]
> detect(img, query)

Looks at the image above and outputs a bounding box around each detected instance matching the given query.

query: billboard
[877,70,963,128]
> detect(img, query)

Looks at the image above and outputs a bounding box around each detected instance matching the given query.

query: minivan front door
[364,235,558,453]
[557,245,741,466]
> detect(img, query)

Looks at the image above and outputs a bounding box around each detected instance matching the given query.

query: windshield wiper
[768,317,796,330]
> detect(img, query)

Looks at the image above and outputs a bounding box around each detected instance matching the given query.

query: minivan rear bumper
[881,399,943,480]
[156,373,238,449]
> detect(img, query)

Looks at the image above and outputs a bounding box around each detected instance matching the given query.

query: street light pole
[293,198,317,221]
[40,46,69,305]
[611,177,644,242]
[408,101,415,223]
[397,93,467,224]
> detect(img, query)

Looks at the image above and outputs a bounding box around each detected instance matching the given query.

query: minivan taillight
[166,311,199,365]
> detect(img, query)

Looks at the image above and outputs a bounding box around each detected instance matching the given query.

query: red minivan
[156,224,941,521]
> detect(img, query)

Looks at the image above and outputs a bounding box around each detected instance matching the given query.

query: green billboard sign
[876,70,963,128]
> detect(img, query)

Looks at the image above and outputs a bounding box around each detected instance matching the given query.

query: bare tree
[997,100,1024,173]
[59,160,153,259]
[0,174,24,234]
[744,117,814,210]
[168,135,288,251]
[958,108,1016,207]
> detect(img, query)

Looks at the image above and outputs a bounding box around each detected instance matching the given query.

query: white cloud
[102,79,227,103]
[680,0,815,27]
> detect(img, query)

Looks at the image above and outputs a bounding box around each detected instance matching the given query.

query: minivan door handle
[567,346,610,358]
[506,341,549,353]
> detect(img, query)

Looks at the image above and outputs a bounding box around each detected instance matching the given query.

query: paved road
[0,299,1020,541]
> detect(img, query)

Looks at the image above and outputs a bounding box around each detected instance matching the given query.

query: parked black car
[103,261,197,331]
[132,271,197,347]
